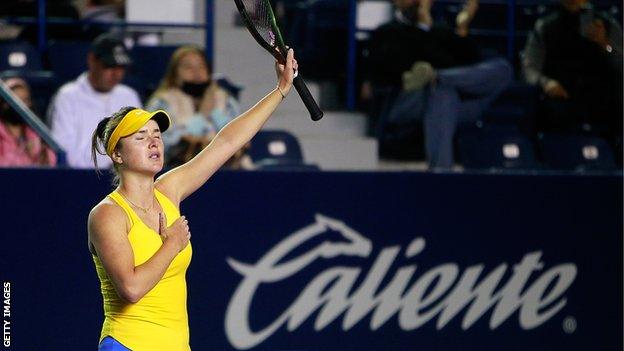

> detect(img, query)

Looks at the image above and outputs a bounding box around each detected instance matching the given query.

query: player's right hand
[159,213,191,252]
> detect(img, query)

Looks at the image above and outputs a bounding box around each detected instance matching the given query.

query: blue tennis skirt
[98,336,131,351]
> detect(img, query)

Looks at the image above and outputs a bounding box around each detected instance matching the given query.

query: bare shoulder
[88,197,128,236]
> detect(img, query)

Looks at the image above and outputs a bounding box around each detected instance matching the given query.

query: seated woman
[146,46,251,169]
[0,77,57,167]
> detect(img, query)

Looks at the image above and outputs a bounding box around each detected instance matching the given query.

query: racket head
[233,0,325,121]
[233,0,288,63]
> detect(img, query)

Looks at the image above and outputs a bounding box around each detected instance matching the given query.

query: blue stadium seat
[456,125,538,170]
[484,82,539,130]
[0,41,43,71]
[538,134,618,171]
[127,45,179,98]
[373,85,426,161]
[0,41,60,118]
[249,130,318,170]
[47,40,90,81]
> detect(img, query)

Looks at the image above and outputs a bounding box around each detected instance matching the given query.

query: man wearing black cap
[48,33,141,168]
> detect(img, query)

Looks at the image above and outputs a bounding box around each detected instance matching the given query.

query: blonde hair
[151,46,212,99]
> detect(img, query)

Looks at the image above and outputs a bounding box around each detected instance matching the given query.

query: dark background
[0,169,621,350]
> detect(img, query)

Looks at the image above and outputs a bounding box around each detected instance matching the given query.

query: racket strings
[241,0,278,49]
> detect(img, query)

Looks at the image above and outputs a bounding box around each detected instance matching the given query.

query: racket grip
[293,75,323,121]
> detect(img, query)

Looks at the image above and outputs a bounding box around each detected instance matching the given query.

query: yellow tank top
[92,188,193,351]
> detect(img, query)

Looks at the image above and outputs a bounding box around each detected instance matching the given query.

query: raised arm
[88,203,190,303]
[156,49,297,204]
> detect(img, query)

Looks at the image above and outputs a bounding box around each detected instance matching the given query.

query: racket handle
[293,75,324,121]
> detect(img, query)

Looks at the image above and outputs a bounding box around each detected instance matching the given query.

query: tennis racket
[234,0,324,121]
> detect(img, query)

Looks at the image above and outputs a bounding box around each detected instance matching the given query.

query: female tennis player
[88,49,297,351]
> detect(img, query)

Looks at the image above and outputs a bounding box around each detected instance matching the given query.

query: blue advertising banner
[0,169,621,350]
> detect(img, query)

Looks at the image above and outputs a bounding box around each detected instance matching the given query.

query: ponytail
[90,106,137,185]
[91,116,112,172]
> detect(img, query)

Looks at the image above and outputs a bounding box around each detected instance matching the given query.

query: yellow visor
[106,108,171,156]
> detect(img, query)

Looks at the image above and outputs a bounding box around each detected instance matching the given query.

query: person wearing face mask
[146,46,248,168]
[47,33,142,169]
[0,77,57,167]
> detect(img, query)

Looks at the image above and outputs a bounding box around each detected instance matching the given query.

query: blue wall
[0,169,621,350]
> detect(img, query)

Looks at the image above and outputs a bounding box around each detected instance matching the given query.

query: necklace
[118,191,155,214]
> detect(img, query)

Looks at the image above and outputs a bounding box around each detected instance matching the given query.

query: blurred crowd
[362,0,622,170]
[0,33,250,169]
[0,0,253,169]
[0,0,622,170]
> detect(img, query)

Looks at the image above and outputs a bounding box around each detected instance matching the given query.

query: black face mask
[0,105,24,125]
[181,81,210,98]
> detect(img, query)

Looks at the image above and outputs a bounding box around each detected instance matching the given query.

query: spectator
[522,0,623,140]
[366,0,512,169]
[146,46,251,169]
[48,33,141,169]
[0,77,57,167]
